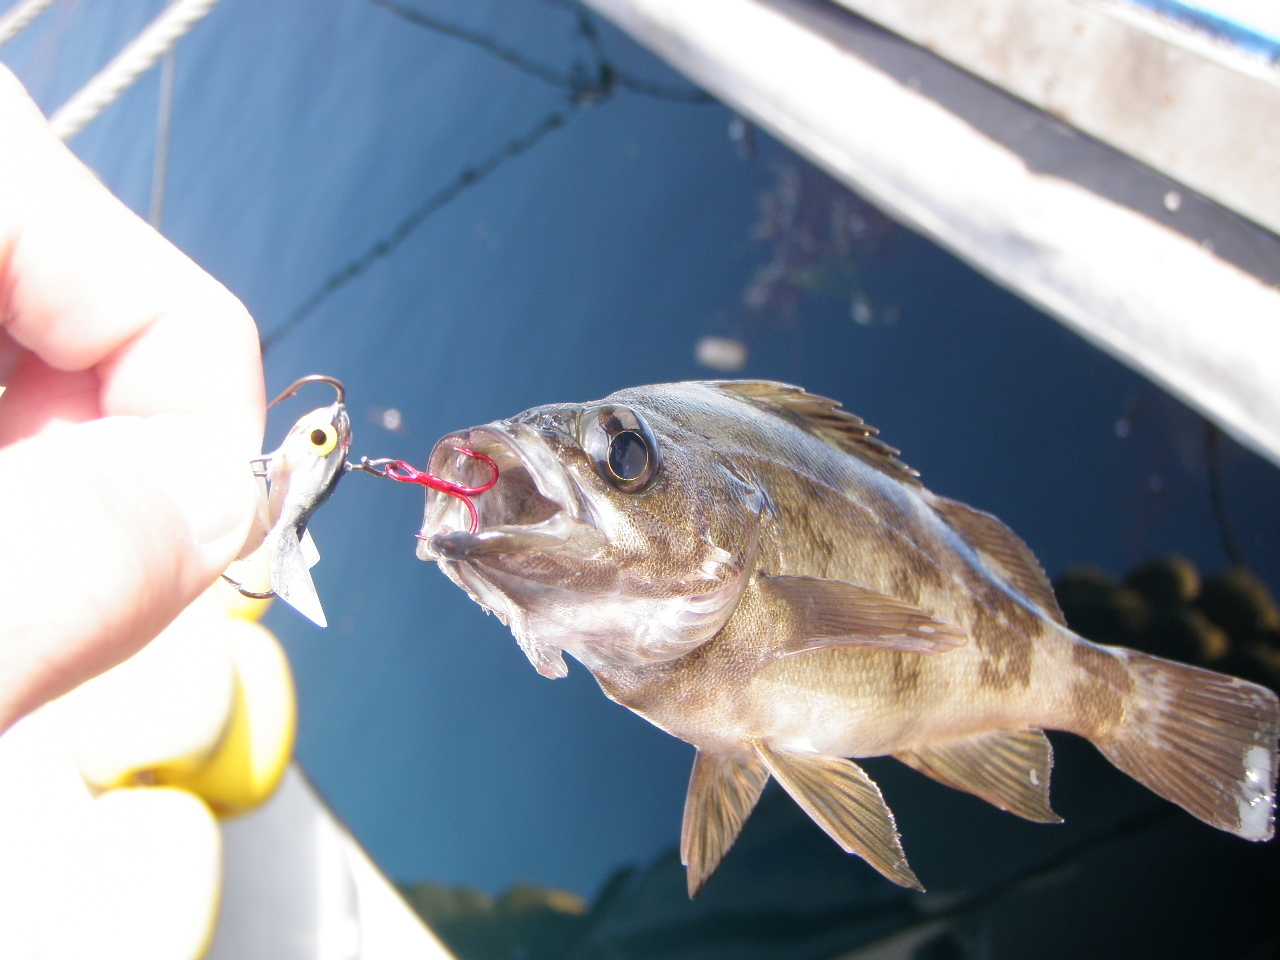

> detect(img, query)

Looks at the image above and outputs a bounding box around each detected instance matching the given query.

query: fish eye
[608,431,648,482]
[584,406,662,494]
[305,421,338,456]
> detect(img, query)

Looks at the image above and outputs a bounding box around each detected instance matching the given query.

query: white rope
[149,47,176,230]
[48,0,221,142]
[0,0,56,48]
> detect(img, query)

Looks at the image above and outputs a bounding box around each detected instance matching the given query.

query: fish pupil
[608,431,648,482]
[311,428,328,446]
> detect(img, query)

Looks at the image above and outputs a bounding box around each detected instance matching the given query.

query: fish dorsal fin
[680,752,770,897]
[710,381,920,485]
[896,729,1061,823]
[761,574,969,656]
[930,496,1067,626]
[753,741,923,890]
[272,526,328,628]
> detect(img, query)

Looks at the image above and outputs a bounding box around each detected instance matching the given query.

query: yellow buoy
[57,602,236,790]
[165,618,296,816]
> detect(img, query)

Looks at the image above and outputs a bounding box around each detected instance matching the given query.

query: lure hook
[268,374,346,409]
[351,448,498,535]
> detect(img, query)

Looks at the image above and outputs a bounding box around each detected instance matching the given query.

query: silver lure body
[226,381,351,626]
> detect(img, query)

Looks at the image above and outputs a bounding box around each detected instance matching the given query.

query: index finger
[0,66,264,456]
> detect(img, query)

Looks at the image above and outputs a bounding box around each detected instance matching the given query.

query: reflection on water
[697,160,901,374]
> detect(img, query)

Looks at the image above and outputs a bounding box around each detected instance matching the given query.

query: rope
[149,47,176,230]
[48,0,221,142]
[0,0,56,48]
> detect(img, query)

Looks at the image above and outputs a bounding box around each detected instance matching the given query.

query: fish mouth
[416,422,593,562]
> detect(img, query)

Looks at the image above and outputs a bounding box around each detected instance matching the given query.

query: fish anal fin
[896,729,1061,823]
[762,574,968,656]
[931,496,1067,626]
[680,752,770,897]
[1093,650,1278,840]
[753,741,922,890]
[273,526,327,628]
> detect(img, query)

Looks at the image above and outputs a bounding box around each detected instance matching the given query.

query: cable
[48,0,220,142]
[149,46,176,230]
[371,0,712,104]
[0,0,56,48]
[261,110,568,354]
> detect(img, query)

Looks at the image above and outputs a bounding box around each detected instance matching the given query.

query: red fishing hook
[380,447,499,534]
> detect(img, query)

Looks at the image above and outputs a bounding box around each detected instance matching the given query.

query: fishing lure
[351,450,499,533]
[223,375,352,627]
[224,375,498,627]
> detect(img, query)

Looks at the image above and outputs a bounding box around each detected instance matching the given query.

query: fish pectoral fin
[681,752,770,898]
[299,528,321,568]
[761,574,968,656]
[753,741,922,890]
[896,729,1061,823]
[272,527,328,628]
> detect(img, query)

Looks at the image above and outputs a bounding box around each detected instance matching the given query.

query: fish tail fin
[1094,649,1278,840]
[272,526,327,628]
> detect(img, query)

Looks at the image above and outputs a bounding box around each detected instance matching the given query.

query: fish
[414,380,1280,895]
[223,376,352,627]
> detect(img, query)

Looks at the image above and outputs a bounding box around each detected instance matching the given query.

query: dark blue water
[6,0,1278,923]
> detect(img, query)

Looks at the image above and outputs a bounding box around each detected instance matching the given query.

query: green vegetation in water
[1055,557,1280,691]
[399,878,602,960]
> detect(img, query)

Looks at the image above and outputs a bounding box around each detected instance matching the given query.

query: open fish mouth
[416,422,591,562]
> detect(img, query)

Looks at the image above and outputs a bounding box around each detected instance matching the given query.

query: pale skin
[0,66,265,734]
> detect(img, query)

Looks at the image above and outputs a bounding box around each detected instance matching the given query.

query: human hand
[0,66,265,733]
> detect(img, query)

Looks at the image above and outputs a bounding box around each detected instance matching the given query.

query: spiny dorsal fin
[753,741,923,890]
[680,752,770,897]
[896,729,1061,823]
[761,574,968,657]
[930,496,1067,626]
[710,381,920,486]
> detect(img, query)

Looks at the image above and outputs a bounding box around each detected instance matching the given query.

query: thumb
[0,414,259,732]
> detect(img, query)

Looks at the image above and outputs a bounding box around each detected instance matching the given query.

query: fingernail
[142,414,258,557]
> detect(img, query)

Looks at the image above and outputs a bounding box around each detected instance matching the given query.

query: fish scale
[416,379,1279,895]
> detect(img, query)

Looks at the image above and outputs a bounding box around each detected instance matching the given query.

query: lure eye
[305,421,339,456]
[584,406,662,494]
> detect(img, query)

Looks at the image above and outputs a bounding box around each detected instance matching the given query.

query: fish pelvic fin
[1091,649,1278,840]
[272,525,328,628]
[896,729,1061,823]
[760,574,968,657]
[752,741,923,891]
[680,752,770,898]
[930,496,1067,627]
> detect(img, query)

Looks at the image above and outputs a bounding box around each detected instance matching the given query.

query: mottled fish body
[417,381,1279,894]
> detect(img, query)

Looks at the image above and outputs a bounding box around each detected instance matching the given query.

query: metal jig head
[223,374,352,627]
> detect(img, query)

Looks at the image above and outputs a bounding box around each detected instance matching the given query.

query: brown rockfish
[416,381,1279,894]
